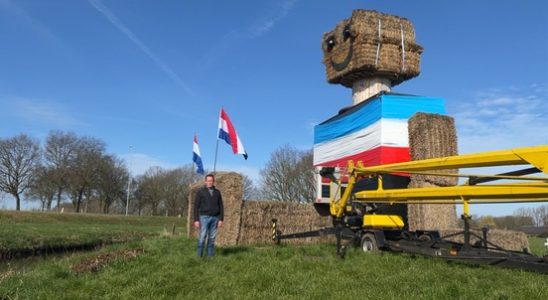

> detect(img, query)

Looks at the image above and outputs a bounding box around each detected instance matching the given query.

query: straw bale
[407,113,458,231]
[408,113,459,186]
[440,228,529,252]
[187,172,243,246]
[238,201,332,245]
[322,9,423,88]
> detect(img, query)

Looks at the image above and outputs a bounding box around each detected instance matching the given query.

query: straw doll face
[321,10,423,88]
[323,20,355,73]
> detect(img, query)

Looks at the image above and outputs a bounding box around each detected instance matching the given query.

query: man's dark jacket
[193,186,224,222]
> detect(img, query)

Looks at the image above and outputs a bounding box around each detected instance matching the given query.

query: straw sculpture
[322,9,423,88]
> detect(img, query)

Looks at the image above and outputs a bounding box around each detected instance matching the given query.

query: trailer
[272,146,548,274]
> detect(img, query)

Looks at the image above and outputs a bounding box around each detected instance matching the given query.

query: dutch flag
[193,134,205,175]
[218,108,248,160]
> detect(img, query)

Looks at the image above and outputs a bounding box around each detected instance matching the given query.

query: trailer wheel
[361,233,378,253]
[418,234,432,242]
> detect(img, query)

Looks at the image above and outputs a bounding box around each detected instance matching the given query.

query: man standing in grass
[193,174,224,257]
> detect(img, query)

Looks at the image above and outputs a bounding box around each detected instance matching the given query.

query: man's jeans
[197,215,219,257]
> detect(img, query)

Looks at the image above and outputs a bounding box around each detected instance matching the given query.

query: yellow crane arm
[353,182,548,204]
[327,146,548,219]
[353,145,548,175]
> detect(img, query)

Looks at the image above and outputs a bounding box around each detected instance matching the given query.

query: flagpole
[213,107,222,174]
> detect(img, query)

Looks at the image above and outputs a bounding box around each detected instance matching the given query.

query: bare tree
[96,154,128,214]
[493,215,533,230]
[259,145,315,202]
[294,150,315,202]
[44,131,79,210]
[137,167,164,215]
[134,165,199,216]
[242,174,261,200]
[133,176,147,216]
[25,165,56,211]
[0,134,41,210]
[514,207,543,227]
[66,137,105,213]
[537,205,548,227]
[170,165,201,216]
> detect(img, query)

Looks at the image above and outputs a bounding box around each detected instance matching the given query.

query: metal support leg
[461,197,471,251]
[482,227,489,249]
[462,214,471,251]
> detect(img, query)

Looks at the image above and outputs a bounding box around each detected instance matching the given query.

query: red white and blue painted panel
[313,93,446,167]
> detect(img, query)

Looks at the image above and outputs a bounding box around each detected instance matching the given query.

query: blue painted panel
[314,94,446,144]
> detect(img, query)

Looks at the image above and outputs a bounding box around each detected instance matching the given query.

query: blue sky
[1,0,547,216]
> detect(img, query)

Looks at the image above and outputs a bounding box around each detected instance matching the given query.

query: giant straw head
[322,10,423,88]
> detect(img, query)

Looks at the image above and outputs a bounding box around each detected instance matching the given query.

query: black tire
[418,234,432,242]
[360,233,378,253]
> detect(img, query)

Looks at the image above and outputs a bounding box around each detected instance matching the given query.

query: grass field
[0,211,547,299]
[0,211,185,258]
[529,237,548,257]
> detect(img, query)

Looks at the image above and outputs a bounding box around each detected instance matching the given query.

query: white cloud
[450,84,548,216]
[0,0,66,47]
[88,0,194,96]
[451,84,548,153]
[7,96,86,127]
[122,152,176,176]
[250,0,298,37]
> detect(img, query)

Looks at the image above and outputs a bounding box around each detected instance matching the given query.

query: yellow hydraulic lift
[273,146,548,273]
[330,145,548,220]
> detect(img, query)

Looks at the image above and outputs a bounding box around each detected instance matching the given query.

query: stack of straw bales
[407,112,459,231]
[322,9,423,88]
[187,172,244,246]
[406,113,529,251]
[187,172,331,246]
[439,228,529,252]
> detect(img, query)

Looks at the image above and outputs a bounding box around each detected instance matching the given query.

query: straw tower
[407,113,459,231]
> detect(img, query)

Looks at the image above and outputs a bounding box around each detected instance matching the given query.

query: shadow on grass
[218,246,252,256]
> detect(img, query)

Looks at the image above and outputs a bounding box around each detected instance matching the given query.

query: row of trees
[1,131,547,228]
[0,132,130,213]
[0,132,316,216]
[469,205,548,229]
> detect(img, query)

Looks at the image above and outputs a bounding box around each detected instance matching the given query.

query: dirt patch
[71,248,144,274]
[0,267,16,283]
[1,241,110,261]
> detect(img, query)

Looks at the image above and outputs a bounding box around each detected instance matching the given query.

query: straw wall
[322,9,423,87]
[239,201,332,245]
[187,172,331,246]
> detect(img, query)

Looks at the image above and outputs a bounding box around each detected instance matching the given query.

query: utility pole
[126,145,133,216]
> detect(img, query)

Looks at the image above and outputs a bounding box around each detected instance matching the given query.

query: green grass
[529,236,548,257]
[1,237,547,299]
[0,211,185,254]
[0,211,547,299]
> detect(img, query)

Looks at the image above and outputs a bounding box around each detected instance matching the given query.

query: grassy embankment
[0,211,184,259]
[0,211,546,299]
